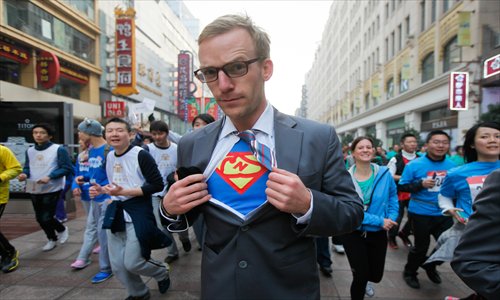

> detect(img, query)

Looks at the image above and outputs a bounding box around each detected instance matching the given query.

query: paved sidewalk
[0,214,473,300]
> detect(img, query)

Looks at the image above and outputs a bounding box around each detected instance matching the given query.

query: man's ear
[262,58,273,81]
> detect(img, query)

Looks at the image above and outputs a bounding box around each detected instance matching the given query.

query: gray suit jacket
[451,168,500,300]
[175,109,363,300]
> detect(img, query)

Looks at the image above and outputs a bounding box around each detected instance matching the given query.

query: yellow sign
[457,11,471,46]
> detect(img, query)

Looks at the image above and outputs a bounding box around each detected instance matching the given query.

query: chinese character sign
[177,52,191,118]
[112,7,139,96]
[449,72,469,111]
[484,54,500,79]
[0,40,30,64]
[105,101,126,118]
[36,51,60,89]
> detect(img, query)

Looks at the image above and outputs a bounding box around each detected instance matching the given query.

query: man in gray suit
[451,169,500,300]
[161,14,363,300]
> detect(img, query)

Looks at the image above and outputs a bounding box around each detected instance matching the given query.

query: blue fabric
[207,140,269,216]
[440,161,500,218]
[400,155,456,216]
[85,144,111,203]
[353,166,399,232]
[72,152,91,201]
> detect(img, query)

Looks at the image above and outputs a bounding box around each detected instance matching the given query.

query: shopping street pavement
[0,210,474,300]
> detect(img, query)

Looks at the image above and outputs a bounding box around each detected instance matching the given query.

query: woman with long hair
[428,121,500,300]
[343,136,399,299]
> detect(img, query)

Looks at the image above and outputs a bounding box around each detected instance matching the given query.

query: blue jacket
[349,164,399,232]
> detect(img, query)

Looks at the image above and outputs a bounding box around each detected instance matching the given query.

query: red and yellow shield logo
[215,152,267,194]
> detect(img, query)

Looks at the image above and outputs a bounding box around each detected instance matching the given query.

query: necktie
[237,130,275,171]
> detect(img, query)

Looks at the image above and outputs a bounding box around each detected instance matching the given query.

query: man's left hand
[36,176,51,184]
[266,167,311,215]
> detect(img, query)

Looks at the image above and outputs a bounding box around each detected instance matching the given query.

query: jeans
[315,237,332,268]
[30,191,66,241]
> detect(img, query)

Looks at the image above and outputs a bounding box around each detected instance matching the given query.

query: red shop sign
[105,101,126,118]
[0,41,30,64]
[483,53,500,79]
[36,51,60,89]
[449,72,469,111]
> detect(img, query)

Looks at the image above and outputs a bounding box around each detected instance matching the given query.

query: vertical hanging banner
[371,74,381,98]
[177,52,191,119]
[449,72,469,110]
[204,97,220,120]
[36,51,60,89]
[457,11,471,47]
[112,7,139,96]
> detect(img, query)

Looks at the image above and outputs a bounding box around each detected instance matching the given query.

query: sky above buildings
[183,0,332,115]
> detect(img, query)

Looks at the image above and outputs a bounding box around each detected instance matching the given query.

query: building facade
[304,0,500,150]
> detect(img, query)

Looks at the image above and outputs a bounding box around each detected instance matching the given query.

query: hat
[78,118,103,136]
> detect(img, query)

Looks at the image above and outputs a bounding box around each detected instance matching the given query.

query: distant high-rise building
[305,0,500,150]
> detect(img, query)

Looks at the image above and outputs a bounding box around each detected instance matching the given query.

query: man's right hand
[17,173,27,181]
[162,174,211,215]
[75,176,85,185]
[421,178,436,188]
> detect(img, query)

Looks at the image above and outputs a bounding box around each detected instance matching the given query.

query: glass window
[398,71,410,93]
[46,76,83,99]
[0,57,21,84]
[365,93,370,109]
[3,0,95,63]
[443,36,460,72]
[60,0,95,21]
[421,52,434,83]
[420,1,426,32]
[386,77,394,99]
[431,0,437,23]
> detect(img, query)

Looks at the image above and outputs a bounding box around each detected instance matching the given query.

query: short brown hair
[198,14,271,59]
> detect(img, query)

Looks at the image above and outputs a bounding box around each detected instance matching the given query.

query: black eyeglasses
[194,57,262,83]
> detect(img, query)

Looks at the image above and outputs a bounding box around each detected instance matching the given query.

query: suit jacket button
[241,225,249,232]
[238,260,248,269]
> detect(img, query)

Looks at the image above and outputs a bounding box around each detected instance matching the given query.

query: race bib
[466,175,487,201]
[427,170,447,192]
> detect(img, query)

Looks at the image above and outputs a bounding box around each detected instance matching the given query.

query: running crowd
[0,14,499,300]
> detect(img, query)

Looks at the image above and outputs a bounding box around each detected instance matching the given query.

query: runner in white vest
[17,123,73,251]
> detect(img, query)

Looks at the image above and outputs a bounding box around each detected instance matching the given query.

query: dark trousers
[404,213,453,275]
[30,191,66,241]
[342,230,388,300]
[389,199,411,238]
[315,237,332,268]
[0,203,15,257]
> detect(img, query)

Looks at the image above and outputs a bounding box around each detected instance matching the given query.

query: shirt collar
[219,101,274,140]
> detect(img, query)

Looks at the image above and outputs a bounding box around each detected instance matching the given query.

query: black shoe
[398,231,413,247]
[158,277,170,294]
[182,240,192,252]
[1,250,19,273]
[423,265,442,284]
[124,291,150,300]
[403,272,420,289]
[319,265,333,277]
[164,255,178,264]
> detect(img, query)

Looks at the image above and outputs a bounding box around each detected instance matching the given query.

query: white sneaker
[42,240,57,251]
[332,244,345,254]
[365,282,375,297]
[59,226,69,244]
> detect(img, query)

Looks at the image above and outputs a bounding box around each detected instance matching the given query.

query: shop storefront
[386,117,406,148]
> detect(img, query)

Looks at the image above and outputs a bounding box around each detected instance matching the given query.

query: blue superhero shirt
[207,140,269,217]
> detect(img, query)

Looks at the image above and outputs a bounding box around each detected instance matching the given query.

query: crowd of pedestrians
[0,13,499,300]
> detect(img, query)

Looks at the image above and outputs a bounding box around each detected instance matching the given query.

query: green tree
[478,104,500,123]
[341,134,354,147]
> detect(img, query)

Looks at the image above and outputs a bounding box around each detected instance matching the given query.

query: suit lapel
[191,120,222,170]
[274,109,302,174]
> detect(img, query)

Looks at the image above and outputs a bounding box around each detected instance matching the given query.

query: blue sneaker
[91,272,113,284]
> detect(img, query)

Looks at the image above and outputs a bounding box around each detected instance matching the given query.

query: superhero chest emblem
[215,152,267,194]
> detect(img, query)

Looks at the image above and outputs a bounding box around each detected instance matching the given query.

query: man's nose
[217,70,234,91]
